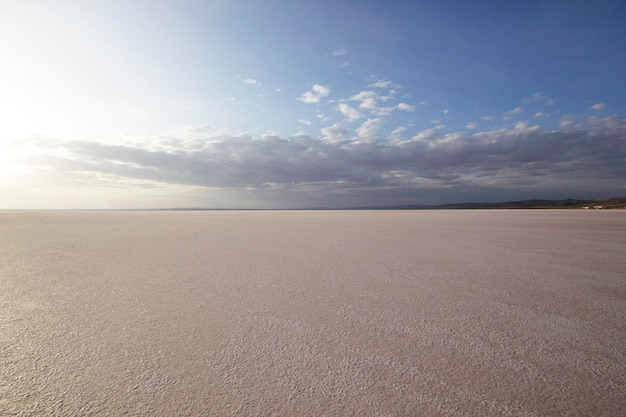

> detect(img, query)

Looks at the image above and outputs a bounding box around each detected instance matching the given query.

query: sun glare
[0,143,29,180]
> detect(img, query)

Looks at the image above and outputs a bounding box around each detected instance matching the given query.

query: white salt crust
[0,210,624,416]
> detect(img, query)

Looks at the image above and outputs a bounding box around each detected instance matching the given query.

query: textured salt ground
[0,210,624,416]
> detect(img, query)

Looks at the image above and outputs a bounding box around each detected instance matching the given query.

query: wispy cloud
[522,92,553,106]
[590,103,606,110]
[356,118,382,143]
[389,126,407,143]
[367,77,400,90]
[320,123,347,143]
[351,90,378,110]
[350,89,413,116]
[503,106,523,120]
[316,113,329,122]
[337,103,361,122]
[244,78,259,86]
[332,47,348,56]
[298,84,331,104]
[368,79,392,89]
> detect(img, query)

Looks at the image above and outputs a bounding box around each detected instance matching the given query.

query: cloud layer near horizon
[12,116,625,207]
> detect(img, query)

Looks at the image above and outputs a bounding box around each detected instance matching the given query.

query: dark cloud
[15,117,626,207]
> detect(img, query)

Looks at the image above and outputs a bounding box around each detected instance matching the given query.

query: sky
[1,0,625,209]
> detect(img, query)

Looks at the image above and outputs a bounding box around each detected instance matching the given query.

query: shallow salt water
[1,210,625,416]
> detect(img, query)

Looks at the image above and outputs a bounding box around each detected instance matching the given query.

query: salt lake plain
[1,210,624,416]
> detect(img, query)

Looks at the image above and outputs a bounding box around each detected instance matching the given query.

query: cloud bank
[14,116,625,207]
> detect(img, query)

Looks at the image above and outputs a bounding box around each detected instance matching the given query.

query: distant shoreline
[1,196,625,211]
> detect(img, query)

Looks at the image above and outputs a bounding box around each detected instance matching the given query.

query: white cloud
[443,109,449,115]
[244,78,259,86]
[367,77,400,90]
[533,112,548,118]
[514,121,539,132]
[466,122,478,129]
[298,84,331,104]
[298,119,312,126]
[262,130,280,138]
[320,123,347,143]
[389,126,407,143]
[351,90,377,109]
[313,84,330,96]
[350,90,410,116]
[590,103,606,110]
[369,79,392,89]
[410,127,439,142]
[337,103,361,122]
[397,103,415,112]
[360,97,378,110]
[350,90,377,101]
[298,92,319,104]
[356,118,382,143]
[332,47,348,56]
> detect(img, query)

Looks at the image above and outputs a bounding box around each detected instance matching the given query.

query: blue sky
[1,0,624,208]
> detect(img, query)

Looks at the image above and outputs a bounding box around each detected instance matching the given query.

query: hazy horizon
[1,1,625,209]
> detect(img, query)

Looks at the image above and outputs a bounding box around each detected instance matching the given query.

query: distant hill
[577,197,626,210]
[344,196,626,210]
[155,196,626,211]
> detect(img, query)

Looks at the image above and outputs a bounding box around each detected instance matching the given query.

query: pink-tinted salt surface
[1,210,624,416]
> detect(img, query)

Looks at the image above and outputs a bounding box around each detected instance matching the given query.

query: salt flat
[1,210,624,416]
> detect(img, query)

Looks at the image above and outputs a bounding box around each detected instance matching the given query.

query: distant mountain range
[343,196,626,210]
